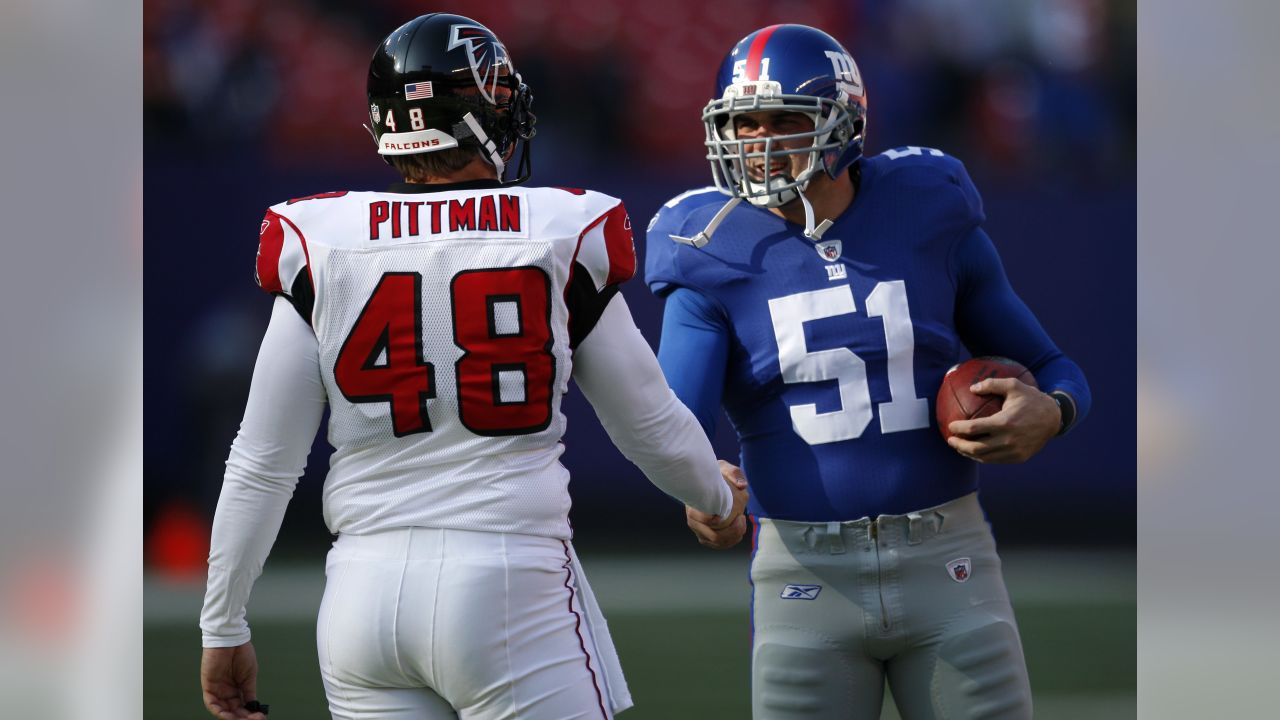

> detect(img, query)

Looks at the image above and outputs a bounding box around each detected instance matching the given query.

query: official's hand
[946,378,1059,464]
[201,642,269,720]
[687,461,749,549]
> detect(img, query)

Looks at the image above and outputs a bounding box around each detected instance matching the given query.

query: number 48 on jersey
[333,268,556,438]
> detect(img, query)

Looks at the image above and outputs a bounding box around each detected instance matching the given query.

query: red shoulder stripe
[255,211,285,294]
[601,203,636,287]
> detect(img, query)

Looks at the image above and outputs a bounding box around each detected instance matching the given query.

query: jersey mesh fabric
[270,188,625,539]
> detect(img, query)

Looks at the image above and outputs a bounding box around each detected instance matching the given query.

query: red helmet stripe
[745,24,782,81]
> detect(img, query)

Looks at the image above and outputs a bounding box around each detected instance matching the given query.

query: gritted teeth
[748,161,788,179]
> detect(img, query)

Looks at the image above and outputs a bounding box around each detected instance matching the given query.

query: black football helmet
[367,14,535,184]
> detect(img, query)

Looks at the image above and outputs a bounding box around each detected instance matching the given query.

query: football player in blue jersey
[645,24,1092,720]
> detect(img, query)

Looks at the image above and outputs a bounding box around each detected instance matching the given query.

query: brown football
[936,356,1038,441]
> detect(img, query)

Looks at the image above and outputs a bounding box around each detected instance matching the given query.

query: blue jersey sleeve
[951,227,1092,425]
[656,287,730,438]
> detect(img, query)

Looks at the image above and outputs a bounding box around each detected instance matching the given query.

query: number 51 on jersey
[768,281,929,445]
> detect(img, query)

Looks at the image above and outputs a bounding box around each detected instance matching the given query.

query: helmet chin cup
[745,176,798,207]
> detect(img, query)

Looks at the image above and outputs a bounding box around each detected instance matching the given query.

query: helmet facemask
[703,83,863,208]
[443,71,536,182]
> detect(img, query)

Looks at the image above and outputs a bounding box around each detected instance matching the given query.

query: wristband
[1049,391,1076,436]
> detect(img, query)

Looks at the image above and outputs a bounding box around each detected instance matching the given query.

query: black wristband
[1049,391,1076,436]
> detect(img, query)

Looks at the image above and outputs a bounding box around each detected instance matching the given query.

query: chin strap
[670,197,742,248]
[462,112,505,179]
[670,187,834,249]
[796,189,834,240]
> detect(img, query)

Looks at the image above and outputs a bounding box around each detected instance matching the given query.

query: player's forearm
[200,406,311,646]
[1031,354,1091,430]
[605,390,732,519]
[953,228,1091,430]
[200,462,296,646]
[574,295,733,518]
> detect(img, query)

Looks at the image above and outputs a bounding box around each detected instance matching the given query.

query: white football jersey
[255,183,635,539]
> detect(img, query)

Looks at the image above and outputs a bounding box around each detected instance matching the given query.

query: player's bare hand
[201,643,269,719]
[687,461,749,549]
[946,378,1059,463]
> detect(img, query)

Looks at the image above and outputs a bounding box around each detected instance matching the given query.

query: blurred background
[143,0,1136,717]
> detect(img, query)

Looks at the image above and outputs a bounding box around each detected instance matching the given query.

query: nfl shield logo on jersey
[946,557,972,583]
[815,239,842,262]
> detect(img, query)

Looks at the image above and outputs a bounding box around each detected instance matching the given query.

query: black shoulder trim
[287,267,315,325]
[565,262,619,350]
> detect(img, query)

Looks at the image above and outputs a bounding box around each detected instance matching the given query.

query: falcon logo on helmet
[448,24,509,105]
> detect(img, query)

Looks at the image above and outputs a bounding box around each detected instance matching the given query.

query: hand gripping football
[936,356,1037,441]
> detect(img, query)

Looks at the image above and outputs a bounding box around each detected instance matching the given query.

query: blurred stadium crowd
[145,0,1133,177]
[144,0,1135,576]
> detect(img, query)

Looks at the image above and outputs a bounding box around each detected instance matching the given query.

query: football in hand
[936,356,1037,441]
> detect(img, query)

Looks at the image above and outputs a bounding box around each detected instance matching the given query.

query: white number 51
[767,281,929,445]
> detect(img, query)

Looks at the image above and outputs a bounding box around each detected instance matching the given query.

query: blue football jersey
[646,148,1088,521]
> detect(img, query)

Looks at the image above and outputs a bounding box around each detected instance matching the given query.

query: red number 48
[334,268,555,437]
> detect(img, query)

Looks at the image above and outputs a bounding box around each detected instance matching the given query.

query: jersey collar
[386,179,505,194]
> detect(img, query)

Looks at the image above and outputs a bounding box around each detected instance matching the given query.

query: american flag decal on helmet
[404,82,434,100]
[447,24,508,104]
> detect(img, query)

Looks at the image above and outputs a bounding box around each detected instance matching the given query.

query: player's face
[732,110,816,181]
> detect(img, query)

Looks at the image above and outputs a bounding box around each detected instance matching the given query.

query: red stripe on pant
[561,540,610,719]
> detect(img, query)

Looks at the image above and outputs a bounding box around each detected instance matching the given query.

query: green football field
[147,550,1134,719]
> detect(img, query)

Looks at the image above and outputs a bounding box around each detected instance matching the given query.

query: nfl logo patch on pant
[946,557,972,583]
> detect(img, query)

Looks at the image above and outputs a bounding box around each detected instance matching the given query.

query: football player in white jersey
[198,13,748,720]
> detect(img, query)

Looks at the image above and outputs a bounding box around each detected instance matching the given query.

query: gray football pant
[750,493,1032,719]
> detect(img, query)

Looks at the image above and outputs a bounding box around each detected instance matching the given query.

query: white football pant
[317,527,619,719]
